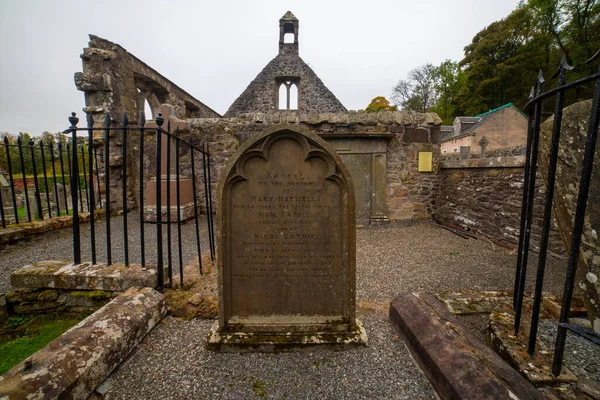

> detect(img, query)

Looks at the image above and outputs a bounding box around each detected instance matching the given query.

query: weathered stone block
[0,287,166,400]
[11,261,156,291]
[389,293,546,400]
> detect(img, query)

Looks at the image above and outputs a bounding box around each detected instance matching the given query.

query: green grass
[0,313,87,375]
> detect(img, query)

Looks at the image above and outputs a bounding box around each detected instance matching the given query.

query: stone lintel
[11,260,157,291]
[440,156,526,169]
[143,202,196,223]
[206,320,368,352]
[0,287,166,400]
[389,293,546,400]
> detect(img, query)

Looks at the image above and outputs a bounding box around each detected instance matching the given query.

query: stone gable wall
[224,52,347,116]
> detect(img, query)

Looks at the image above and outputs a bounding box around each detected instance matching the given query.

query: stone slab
[143,202,196,223]
[487,309,578,384]
[389,293,546,400]
[0,287,166,400]
[206,319,368,352]
[11,260,156,291]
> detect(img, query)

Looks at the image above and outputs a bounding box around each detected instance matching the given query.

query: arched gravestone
[208,124,367,350]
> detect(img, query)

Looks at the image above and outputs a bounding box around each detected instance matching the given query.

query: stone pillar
[371,153,389,224]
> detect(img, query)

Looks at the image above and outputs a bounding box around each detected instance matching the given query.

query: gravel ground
[0,219,573,399]
[100,220,570,400]
[104,315,435,400]
[538,320,600,383]
[0,216,212,294]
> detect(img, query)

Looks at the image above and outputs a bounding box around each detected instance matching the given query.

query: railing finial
[156,112,164,127]
[552,55,574,79]
[69,112,79,128]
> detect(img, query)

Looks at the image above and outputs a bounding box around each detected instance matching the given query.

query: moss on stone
[70,290,113,300]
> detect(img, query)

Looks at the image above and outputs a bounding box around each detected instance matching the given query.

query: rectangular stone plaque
[210,125,366,350]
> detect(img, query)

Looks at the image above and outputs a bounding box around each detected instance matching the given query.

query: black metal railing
[0,135,97,227]
[513,51,600,376]
[63,113,215,290]
[1,110,216,291]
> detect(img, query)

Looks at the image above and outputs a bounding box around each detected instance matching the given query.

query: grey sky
[0,0,520,135]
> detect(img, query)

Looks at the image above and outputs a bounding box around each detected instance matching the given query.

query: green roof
[475,103,527,119]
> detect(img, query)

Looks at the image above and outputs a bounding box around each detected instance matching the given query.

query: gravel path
[99,220,569,400]
[0,216,212,294]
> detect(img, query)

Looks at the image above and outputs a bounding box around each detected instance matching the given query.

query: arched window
[278,84,287,110]
[144,98,154,120]
[278,81,299,110]
[289,83,298,110]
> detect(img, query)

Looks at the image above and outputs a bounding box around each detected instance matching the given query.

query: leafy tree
[365,96,397,113]
[430,60,467,124]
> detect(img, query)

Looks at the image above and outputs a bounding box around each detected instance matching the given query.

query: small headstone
[208,125,367,351]
[479,136,490,158]
[460,146,471,160]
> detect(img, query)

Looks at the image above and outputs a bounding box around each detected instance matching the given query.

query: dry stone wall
[436,157,564,254]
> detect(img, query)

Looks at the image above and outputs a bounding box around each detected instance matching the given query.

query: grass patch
[0,312,88,375]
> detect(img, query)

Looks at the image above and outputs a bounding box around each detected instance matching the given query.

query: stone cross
[479,136,489,158]
[145,104,189,178]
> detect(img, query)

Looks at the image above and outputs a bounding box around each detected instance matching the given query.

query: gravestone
[208,125,367,351]
[460,146,471,160]
[0,172,14,218]
[144,104,196,222]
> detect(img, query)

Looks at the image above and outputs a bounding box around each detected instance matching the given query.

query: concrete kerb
[0,287,166,400]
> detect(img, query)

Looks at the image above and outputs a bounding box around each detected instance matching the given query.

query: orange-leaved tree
[365,96,397,113]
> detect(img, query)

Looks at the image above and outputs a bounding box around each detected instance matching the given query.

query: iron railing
[1,111,215,291]
[513,51,600,376]
[1,135,97,226]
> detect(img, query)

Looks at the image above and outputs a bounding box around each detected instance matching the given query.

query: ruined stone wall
[435,157,564,254]
[538,99,599,331]
[74,35,220,210]
[188,110,443,221]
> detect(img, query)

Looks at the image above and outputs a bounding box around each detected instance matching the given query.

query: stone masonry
[75,35,220,210]
[436,157,564,254]
[225,12,347,116]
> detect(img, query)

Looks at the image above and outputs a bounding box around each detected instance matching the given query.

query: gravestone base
[206,320,368,352]
[143,202,196,223]
[369,216,390,225]
[144,176,196,222]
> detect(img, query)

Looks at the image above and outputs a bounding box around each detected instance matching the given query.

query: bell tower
[279,11,299,55]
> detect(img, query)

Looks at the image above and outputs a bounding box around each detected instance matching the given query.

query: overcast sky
[0,0,520,135]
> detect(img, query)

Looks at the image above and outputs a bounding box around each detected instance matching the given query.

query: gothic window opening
[144,98,154,120]
[278,81,298,110]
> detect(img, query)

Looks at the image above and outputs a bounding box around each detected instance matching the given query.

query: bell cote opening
[279,11,299,54]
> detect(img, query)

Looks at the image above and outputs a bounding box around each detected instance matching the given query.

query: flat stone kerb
[11,261,157,292]
[0,287,166,400]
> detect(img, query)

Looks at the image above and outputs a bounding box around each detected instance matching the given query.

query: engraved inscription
[222,131,352,320]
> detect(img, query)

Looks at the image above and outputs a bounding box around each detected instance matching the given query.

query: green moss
[251,377,267,398]
[0,312,88,375]
[70,290,112,300]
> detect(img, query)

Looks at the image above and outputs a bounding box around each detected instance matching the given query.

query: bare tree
[391,64,438,113]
